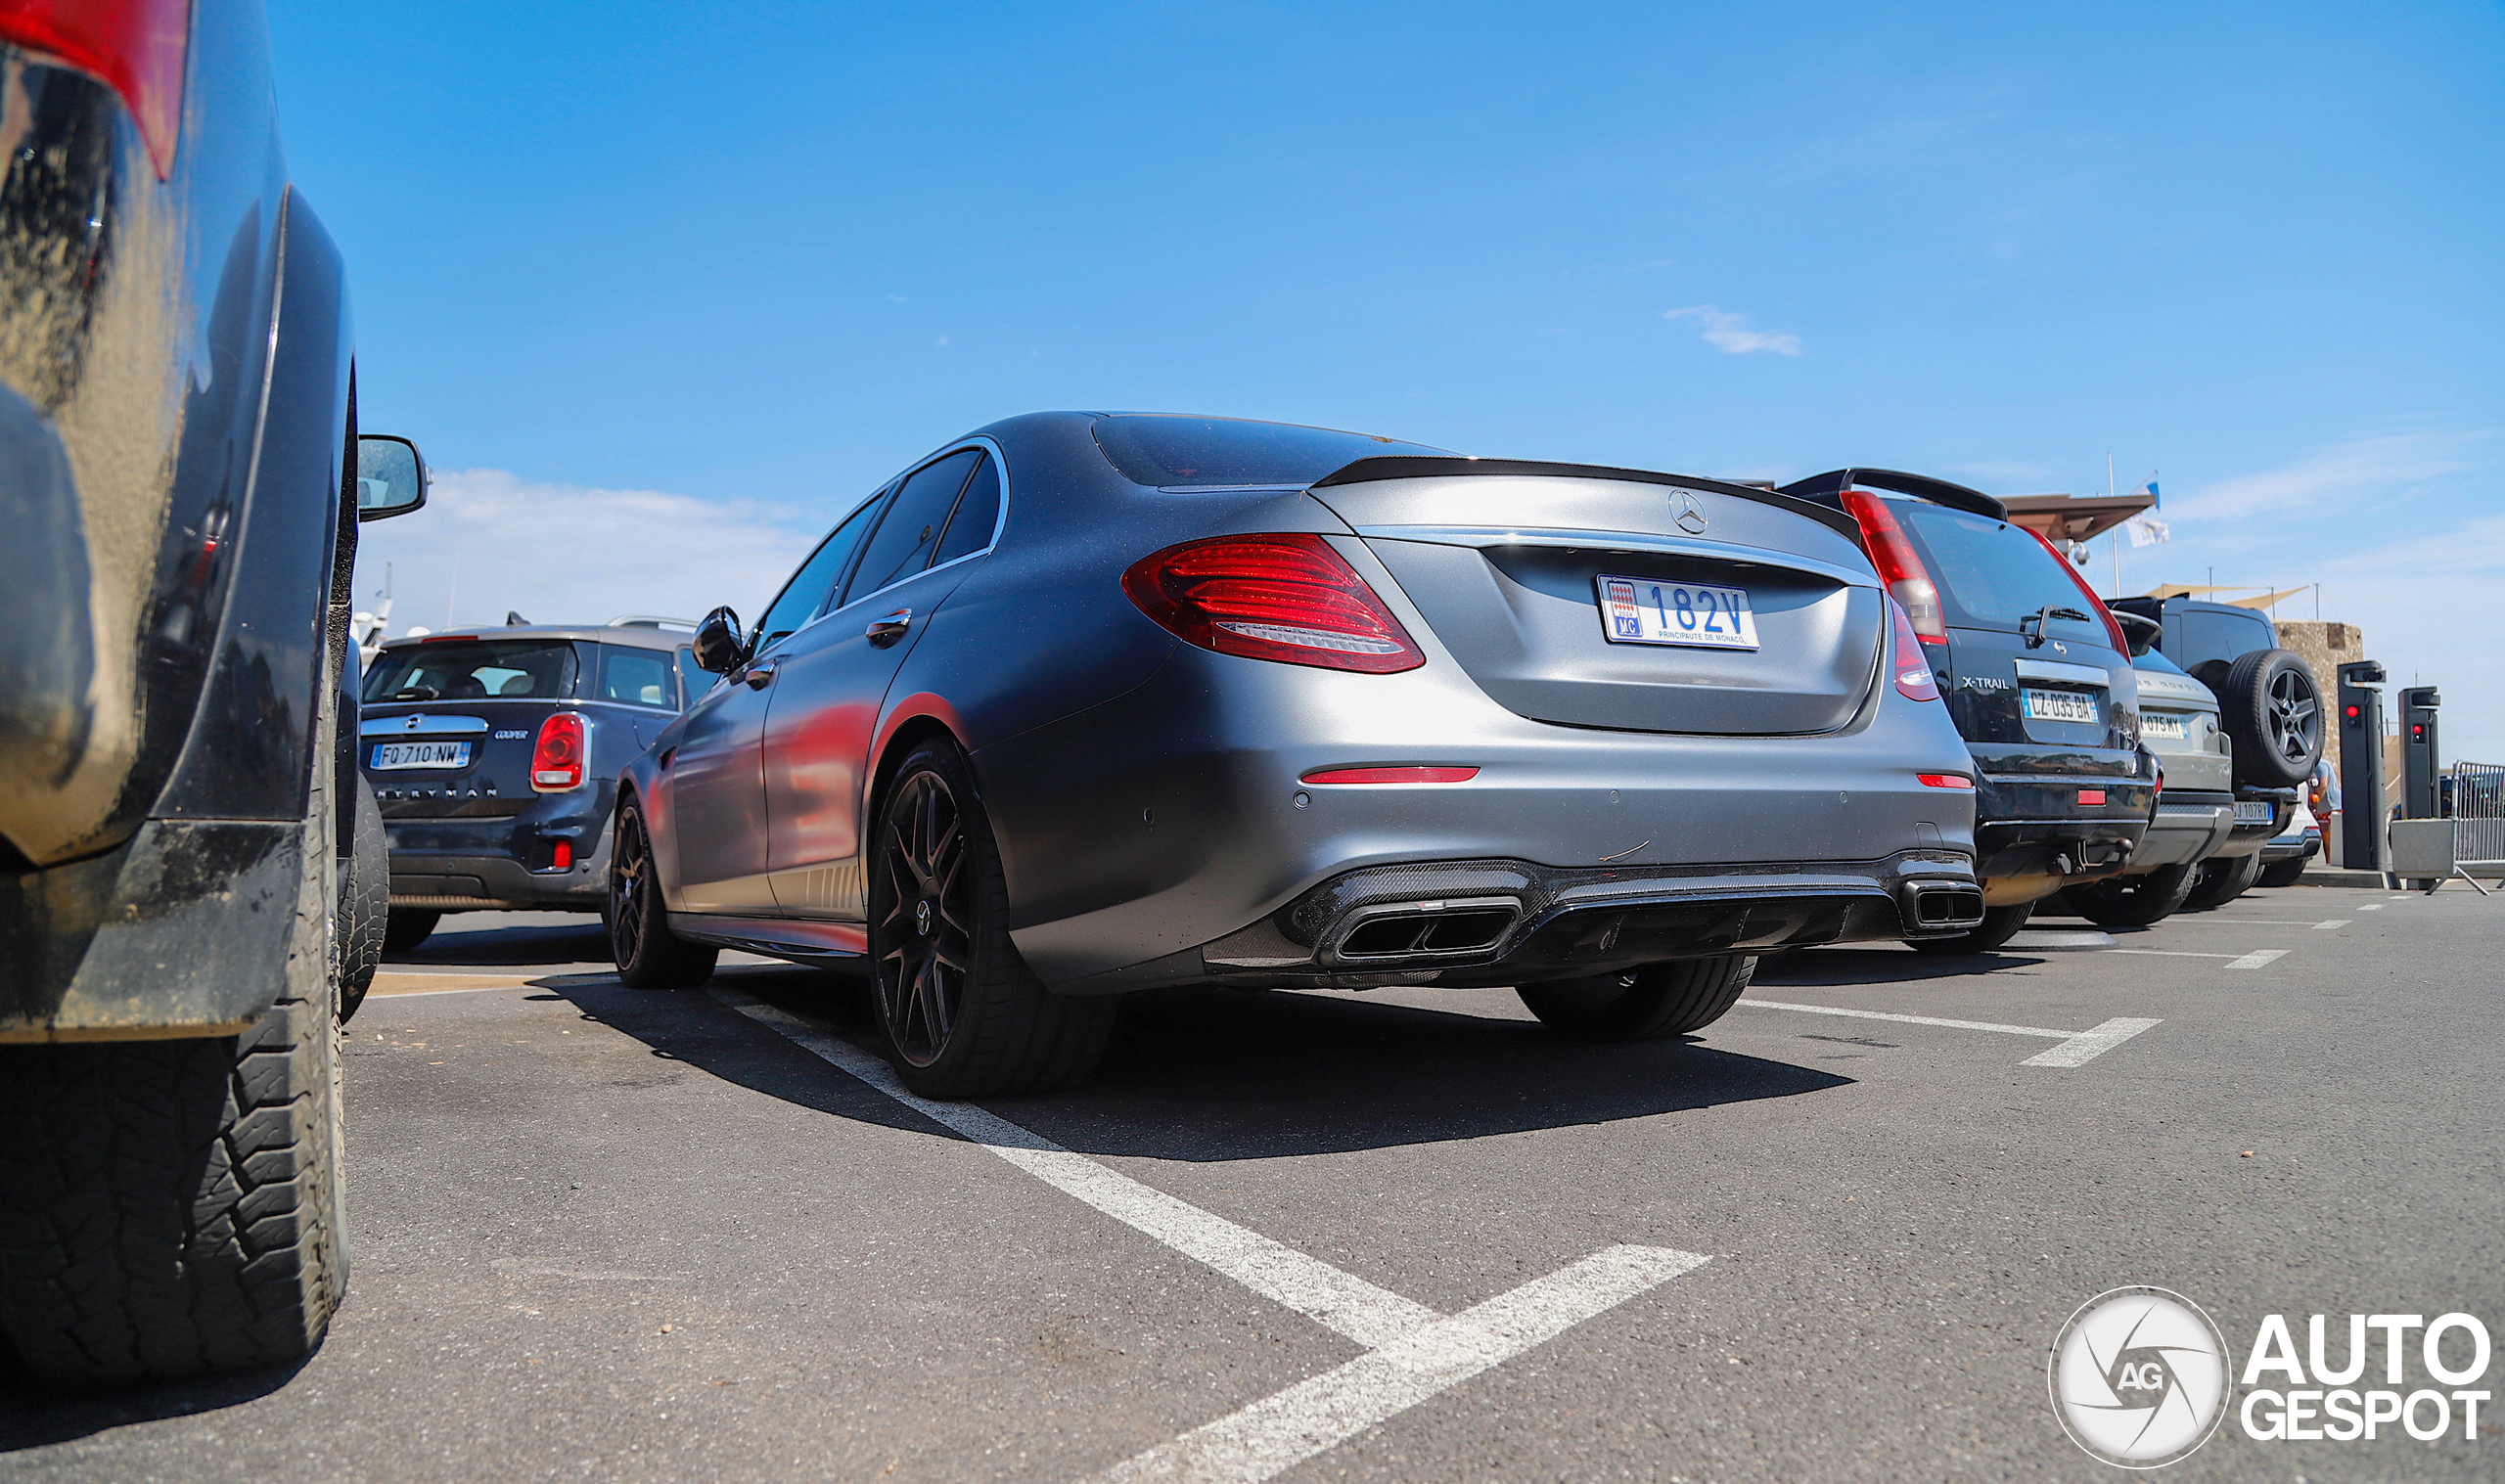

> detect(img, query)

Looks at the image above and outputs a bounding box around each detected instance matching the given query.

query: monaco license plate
[2022,688,2101,725]
[371,740,472,771]
[2234,799,2274,825]
[1596,575,1759,651]
[2140,712,2188,741]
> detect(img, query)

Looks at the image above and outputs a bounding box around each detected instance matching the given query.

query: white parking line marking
[1095,1244,1708,1484]
[2225,948,2290,970]
[714,987,1713,1484]
[2107,948,2244,959]
[2168,919,2341,926]
[2359,904,2384,911]
[1735,1000,2160,1066]
[2313,920,2350,929]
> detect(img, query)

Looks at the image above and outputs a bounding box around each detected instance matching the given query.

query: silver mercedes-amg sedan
[610,414,1985,1097]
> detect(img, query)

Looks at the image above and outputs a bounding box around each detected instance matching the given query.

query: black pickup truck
[0,2,425,1383]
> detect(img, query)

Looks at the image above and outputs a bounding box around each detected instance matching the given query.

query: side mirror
[2112,608,2161,658]
[356,434,428,521]
[692,606,748,674]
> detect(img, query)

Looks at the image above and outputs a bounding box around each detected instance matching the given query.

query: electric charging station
[2338,661,2388,874]
[2399,686,2441,819]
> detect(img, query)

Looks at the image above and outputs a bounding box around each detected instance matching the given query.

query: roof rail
[606,614,699,630]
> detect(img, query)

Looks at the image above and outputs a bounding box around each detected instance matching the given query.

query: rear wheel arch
[866,713,973,837]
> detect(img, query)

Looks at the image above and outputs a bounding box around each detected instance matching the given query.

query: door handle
[866,608,913,648]
[742,659,777,689]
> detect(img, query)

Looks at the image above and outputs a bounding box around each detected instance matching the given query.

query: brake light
[1299,766,1479,785]
[1838,491,1945,644]
[1917,773,1973,789]
[2021,526,2132,654]
[0,0,190,178]
[1886,597,1939,701]
[2078,788,2107,806]
[531,713,586,791]
[1122,533,1424,674]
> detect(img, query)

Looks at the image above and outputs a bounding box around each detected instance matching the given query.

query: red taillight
[552,839,573,871]
[1299,766,1479,785]
[1839,491,1945,644]
[2021,525,2132,654]
[1886,597,1940,701]
[1122,533,1424,674]
[2077,788,2107,807]
[531,713,586,791]
[1917,773,1973,789]
[0,0,190,178]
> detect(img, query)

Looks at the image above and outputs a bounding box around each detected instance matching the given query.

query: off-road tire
[2061,862,2198,929]
[2218,649,2323,787]
[869,741,1116,1099]
[2255,857,2308,889]
[608,801,716,989]
[1906,901,2035,955]
[337,778,387,1022]
[381,910,438,954]
[2183,850,2264,911]
[1515,954,1756,1040]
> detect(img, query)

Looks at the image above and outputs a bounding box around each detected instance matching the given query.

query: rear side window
[364,640,579,702]
[1896,504,2112,648]
[754,494,885,653]
[1091,415,1443,488]
[596,646,677,710]
[932,454,1000,566]
[845,448,981,605]
[2167,607,2275,671]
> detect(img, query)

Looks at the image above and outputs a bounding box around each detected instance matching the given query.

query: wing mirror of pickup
[355,434,429,521]
[692,606,750,674]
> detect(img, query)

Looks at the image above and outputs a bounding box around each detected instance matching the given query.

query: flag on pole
[2124,512,2170,547]
[2138,474,2159,506]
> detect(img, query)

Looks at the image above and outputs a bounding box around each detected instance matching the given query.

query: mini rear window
[1091,415,1443,489]
[364,640,579,702]
[1894,503,2113,650]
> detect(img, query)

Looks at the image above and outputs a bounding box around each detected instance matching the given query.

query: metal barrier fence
[2450,761,2505,864]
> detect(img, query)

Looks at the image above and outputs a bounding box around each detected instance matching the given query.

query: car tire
[869,740,1116,1099]
[2062,862,2198,928]
[2183,850,2263,911]
[382,909,439,953]
[1515,954,1756,1040]
[337,777,387,1022]
[2218,649,2323,787]
[1906,901,2035,954]
[609,801,718,989]
[2255,857,2309,889]
[0,742,346,1385]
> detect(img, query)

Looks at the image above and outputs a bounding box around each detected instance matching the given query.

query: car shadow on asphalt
[387,916,612,967]
[552,972,1853,1163]
[1752,947,2052,986]
[0,1353,307,1451]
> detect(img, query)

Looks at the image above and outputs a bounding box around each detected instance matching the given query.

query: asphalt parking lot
[4,883,2498,1483]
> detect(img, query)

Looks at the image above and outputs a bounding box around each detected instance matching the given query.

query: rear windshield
[364,640,579,703]
[594,644,679,710]
[2164,606,2275,671]
[1091,415,1443,488]
[1895,503,2113,649]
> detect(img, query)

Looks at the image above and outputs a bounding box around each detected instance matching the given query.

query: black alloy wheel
[2219,649,2323,787]
[610,802,717,988]
[868,741,1116,1098]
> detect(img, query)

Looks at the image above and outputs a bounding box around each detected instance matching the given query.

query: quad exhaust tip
[1908,883,1986,929]
[1329,897,1523,963]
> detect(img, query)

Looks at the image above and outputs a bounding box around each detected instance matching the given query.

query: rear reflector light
[1839,491,1945,644]
[531,712,586,791]
[1299,766,1480,785]
[1886,597,1939,701]
[1917,774,1973,789]
[1122,533,1424,673]
[0,0,190,177]
[552,839,573,871]
[2021,525,2133,654]
[2077,788,2107,806]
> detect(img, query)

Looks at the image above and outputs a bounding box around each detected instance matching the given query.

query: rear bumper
[1050,851,1981,995]
[1971,769,2157,893]
[2124,791,2235,872]
[2208,787,2297,861]
[383,804,612,911]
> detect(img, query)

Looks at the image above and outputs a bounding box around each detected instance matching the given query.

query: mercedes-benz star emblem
[1667,490,1709,534]
[915,899,934,936]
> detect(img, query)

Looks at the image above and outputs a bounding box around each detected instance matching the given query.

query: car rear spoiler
[1778,468,2008,521]
[1311,455,1862,540]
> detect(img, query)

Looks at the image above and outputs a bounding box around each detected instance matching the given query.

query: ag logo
[1666,489,1709,534]
[2049,1286,2230,1468]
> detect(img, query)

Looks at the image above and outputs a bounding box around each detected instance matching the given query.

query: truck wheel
[2183,851,2263,911]
[2064,863,2198,928]
[868,741,1116,1098]
[2219,649,2323,787]
[337,777,387,1022]
[609,801,717,989]
[1516,955,1755,1040]
[382,909,438,953]
[2255,857,2308,888]
[0,816,344,1384]
[1907,901,2035,954]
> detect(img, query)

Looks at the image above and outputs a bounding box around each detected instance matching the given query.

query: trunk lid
[360,637,585,818]
[1307,462,1886,735]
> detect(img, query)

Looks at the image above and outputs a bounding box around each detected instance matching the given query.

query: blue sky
[272,1,2504,756]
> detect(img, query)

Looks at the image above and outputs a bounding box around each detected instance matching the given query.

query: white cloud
[351,469,823,638]
[1663,305,1803,357]
[2166,430,2484,523]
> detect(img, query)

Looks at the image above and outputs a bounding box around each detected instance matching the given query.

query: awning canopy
[1999,492,2157,544]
